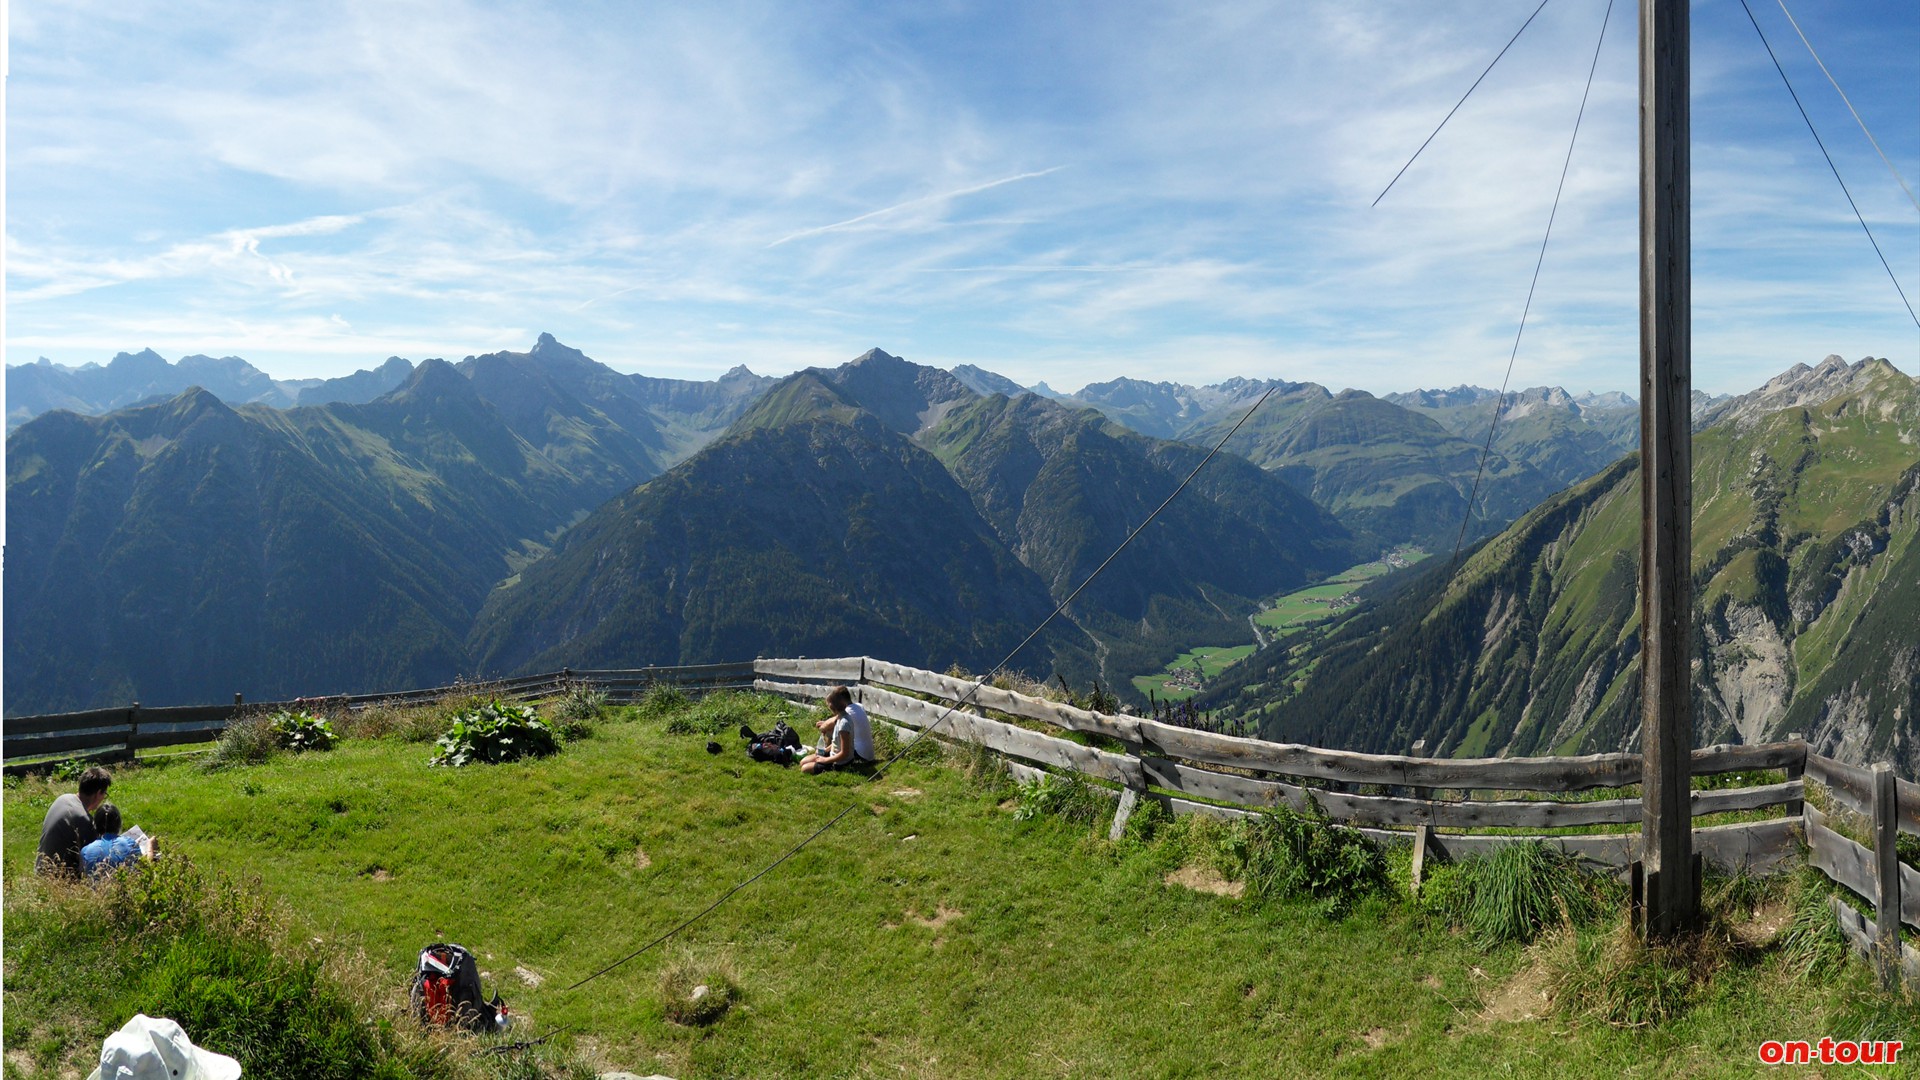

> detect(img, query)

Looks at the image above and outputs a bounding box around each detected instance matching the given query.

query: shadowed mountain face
[1200,357,1920,768]
[3,338,776,714]
[473,353,1366,692]
[468,407,1086,677]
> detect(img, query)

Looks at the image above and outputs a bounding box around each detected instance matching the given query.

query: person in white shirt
[800,686,876,774]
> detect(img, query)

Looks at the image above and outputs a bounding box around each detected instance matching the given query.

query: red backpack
[411,943,509,1033]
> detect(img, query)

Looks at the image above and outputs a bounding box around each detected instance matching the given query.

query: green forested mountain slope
[4,338,777,713]
[467,396,1089,679]
[471,353,1366,693]
[1178,388,1561,550]
[1200,357,1920,768]
[5,365,588,712]
[920,392,1363,686]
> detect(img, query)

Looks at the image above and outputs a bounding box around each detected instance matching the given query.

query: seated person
[80,802,151,877]
[36,766,111,877]
[800,686,876,774]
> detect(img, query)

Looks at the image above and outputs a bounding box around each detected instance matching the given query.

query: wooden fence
[10,653,1912,986]
[1802,755,1920,988]
[1,663,757,770]
[751,657,1806,879]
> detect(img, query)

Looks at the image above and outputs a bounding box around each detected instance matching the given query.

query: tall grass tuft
[1777,866,1850,981]
[1011,771,1108,826]
[1547,921,1714,1028]
[635,682,693,721]
[1450,841,1611,948]
[202,716,281,771]
[659,949,740,1026]
[661,690,795,737]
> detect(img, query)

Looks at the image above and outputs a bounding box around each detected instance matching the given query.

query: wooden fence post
[1409,738,1434,893]
[1874,763,1901,989]
[1783,733,1804,819]
[127,702,142,763]
[1108,725,1148,843]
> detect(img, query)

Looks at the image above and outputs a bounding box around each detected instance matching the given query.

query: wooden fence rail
[1802,758,1920,989]
[2,663,759,769]
[754,657,1808,877]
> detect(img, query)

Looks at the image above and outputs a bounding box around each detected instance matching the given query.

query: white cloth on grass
[87,1014,241,1080]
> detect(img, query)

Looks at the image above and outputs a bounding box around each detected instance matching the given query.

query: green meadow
[4,694,1908,1079]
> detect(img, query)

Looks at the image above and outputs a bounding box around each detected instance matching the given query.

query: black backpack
[748,722,802,763]
[411,943,507,1033]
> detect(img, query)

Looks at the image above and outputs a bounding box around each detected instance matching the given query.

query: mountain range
[1198,355,1920,770]
[469,350,1363,689]
[4,336,770,713]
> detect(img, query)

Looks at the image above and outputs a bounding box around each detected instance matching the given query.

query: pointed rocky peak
[528,332,590,364]
[948,364,1030,399]
[1029,381,1066,399]
[819,348,977,436]
[720,364,760,381]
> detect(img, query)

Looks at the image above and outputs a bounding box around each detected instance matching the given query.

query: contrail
[766,166,1066,248]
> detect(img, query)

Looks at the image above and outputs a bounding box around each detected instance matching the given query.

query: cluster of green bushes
[200,683,617,772]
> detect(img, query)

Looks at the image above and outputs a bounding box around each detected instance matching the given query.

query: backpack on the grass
[747,722,803,763]
[411,943,509,1033]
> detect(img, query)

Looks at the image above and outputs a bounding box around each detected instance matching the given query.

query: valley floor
[2,702,1898,1079]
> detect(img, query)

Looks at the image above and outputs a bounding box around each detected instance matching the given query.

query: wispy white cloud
[6,0,1916,393]
[766,167,1067,248]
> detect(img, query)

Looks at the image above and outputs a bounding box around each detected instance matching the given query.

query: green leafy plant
[429,701,558,768]
[1211,802,1391,917]
[268,711,338,753]
[51,758,91,782]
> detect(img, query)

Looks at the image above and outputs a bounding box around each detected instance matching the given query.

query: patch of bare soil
[1482,953,1553,1023]
[633,846,651,870]
[515,965,545,988]
[1733,899,1792,947]
[1164,864,1246,898]
[1360,1027,1390,1050]
[911,905,964,930]
[890,788,923,798]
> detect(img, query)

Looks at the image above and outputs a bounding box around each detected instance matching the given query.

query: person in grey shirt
[800,686,876,774]
[37,766,112,877]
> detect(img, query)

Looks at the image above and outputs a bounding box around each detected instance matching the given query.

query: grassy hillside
[7,699,1906,1079]
[1202,359,1920,766]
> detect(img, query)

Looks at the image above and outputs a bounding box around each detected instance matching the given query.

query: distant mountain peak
[1698,354,1906,430]
[720,364,759,381]
[948,364,1030,399]
[850,347,905,365]
[528,333,590,363]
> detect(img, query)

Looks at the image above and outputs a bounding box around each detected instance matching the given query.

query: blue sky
[5,0,1916,395]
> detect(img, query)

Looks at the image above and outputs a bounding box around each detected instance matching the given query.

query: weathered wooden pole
[1636,0,1697,937]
